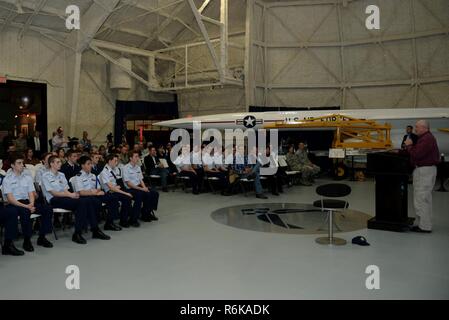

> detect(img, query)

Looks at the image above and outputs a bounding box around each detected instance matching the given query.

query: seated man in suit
[144,146,169,192]
[60,150,81,183]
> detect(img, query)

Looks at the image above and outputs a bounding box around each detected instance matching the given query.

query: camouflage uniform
[295,149,320,182]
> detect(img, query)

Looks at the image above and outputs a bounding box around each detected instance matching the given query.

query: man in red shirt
[404,120,440,233]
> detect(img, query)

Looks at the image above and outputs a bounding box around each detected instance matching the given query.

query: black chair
[313,183,351,246]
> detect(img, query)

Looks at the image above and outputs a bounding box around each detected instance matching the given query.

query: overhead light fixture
[15,115,18,118]
[19,106,23,110]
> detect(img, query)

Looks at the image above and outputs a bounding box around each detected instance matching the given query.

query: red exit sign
[0,76,7,83]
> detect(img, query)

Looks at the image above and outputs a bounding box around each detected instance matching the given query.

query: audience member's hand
[69,192,80,199]
[27,204,36,213]
[126,192,133,198]
[142,186,149,192]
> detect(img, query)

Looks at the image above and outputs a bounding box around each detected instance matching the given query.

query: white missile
[155,108,449,153]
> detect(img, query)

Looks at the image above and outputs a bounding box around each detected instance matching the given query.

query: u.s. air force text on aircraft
[179,304,270,318]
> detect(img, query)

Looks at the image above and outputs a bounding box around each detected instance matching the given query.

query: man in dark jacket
[401,125,418,149]
[144,147,169,192]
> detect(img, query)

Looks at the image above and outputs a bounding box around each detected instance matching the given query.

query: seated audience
[174,145,200,195]
[123,151,159,225]
[119,145,129,165]
[296,142,320,184]
[262,146,285,196]
[60,150,81,182]
[74,156,122,232]
[80,131,92,151]
[90,152,104,176]
[24,148,40,165]
[56,148,66,165]
[0,205,23,256]
[203,145,231,196]
[144,146,169,192]
[41,155,110,244]
[14,132,28,153]
[99,154,133,228]
[2,153,54,252]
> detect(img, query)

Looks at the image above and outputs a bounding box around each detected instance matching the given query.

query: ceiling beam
[0,0,65,18]
[65,0,121,52]
[18,0,47,40]
[199,0,213,14]
[90,39,177,62]
[0,16,68,37]
[187,0,224,80]
[116,0,201,38]
[138,1,187,49]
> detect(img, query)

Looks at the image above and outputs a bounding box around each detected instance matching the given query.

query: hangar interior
[0,0,448,300]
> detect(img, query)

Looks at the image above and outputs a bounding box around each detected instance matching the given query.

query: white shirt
[34,136,41,151]
[123,163,144,188]
[174,153,192,172]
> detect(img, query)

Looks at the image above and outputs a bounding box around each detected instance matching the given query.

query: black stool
[313,183,351,246]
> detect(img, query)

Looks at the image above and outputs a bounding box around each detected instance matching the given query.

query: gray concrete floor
[0,179,448,300]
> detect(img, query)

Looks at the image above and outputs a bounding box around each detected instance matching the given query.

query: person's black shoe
[256,194,268,199]
[2,242,25,256]
[72,233,87,244]
[272,192,280,196]
[104,223,122,231]
[410,226,432,233]
[150,212,159,221]
[23,239,34,252]
[193,191,200,195]
[141,216,153,223]
[37,236,53,248]
[221,191,232,196]
[119,220,130,228]
[130,221,140,228]
[92,229,111,240]
[162,188,169,193]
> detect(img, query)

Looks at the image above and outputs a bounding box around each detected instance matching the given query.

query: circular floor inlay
[211,203,372,235]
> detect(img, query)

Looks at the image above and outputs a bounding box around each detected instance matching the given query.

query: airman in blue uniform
[0,203,22,256]
[74,155,122,232]
[1,153,53,252]
[123,151,159,226]
[41,155,110,244]
[99,154,133,229]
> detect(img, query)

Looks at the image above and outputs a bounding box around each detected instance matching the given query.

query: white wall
[247,0,449,109]
[0,29,67,138]
[0,28,176,146]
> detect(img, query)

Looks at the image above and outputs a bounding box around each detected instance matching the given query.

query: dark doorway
[0,80,48,158]
[115,100,178,147]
